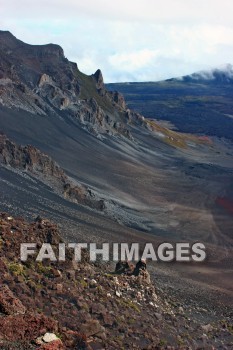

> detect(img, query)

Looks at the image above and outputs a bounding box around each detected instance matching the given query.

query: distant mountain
[169,64,233,84]
[107,65,233,141]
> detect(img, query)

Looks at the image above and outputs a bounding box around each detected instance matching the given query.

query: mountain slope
[0,134,105,210]
[0,31,233,246]
[1,213,232,349]
[0,31,233,243]
[0,31,233,341]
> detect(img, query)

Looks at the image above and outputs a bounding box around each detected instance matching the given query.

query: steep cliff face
[0,134,65,177]
[0,31,131,138]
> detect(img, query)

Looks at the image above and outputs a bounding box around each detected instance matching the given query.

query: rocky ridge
[0,134,105,210]
[0,31,136,139]
[0,31,195,146]
[0,30,198,146]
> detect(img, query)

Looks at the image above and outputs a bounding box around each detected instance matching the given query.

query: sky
[1,0,233,82]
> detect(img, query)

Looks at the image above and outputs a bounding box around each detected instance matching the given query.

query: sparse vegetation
[8,262,25,276]
[118,298,140,313]
[36,262,53,276]
[76,70,115,113]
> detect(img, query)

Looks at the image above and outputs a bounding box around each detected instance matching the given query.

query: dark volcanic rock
[0,133,65,178]
[133,259,147,276]
[0,285,26,315]
[109,90,126,109]
[93,69,105,91]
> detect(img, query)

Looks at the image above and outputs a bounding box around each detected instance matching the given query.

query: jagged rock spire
[93,69,105,90]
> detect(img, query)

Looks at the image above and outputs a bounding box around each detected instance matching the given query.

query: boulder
[133,259,147,276]
[42,333,59,343]
[115,260,131,274]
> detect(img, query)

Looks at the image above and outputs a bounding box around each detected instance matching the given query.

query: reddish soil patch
[198,135,213,144]
[216,197,233,215]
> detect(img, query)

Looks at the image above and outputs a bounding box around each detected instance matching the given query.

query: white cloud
[109,49,160,72]
[1,1,233,82]
[2,0,233,24]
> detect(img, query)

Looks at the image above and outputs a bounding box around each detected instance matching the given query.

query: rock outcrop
[0,134,105,210]
[92,69,105,92]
